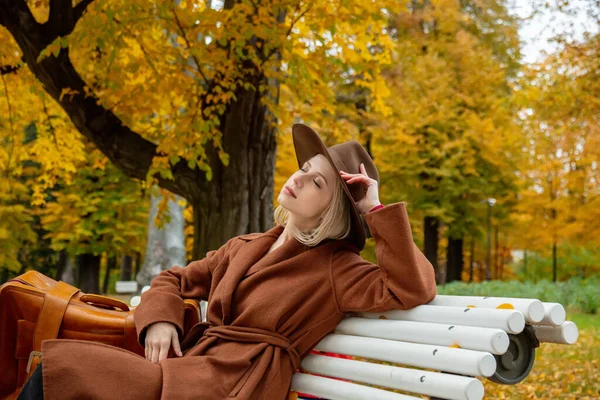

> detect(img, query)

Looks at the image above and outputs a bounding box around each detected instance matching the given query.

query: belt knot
[203,325,301,370]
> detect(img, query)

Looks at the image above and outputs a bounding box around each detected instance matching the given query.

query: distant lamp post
[485,198,496,281]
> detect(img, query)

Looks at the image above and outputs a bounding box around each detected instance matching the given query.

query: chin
[278,195,296,213]
[277,197,290,210]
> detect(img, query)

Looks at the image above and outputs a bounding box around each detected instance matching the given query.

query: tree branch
[0,0,206,201]
[48,0,73,28]
[46,0,94,37]
[1,72,16,180]
[0,0,40,32]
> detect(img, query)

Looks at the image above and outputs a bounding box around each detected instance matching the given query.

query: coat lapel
[218,225,308,325]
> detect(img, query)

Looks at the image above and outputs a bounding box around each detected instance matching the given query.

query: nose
[292,175,304,188]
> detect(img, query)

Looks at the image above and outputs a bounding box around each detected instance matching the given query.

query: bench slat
[540,302,566,326]
[359,305,525,334]
[314,333,497,377]
[427,295,544,323]
[300,354,484,400]
[336,318,509,354]
[533,321,578,344]
[291,372,422,400]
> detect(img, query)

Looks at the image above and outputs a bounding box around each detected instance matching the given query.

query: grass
[568,312,600,330]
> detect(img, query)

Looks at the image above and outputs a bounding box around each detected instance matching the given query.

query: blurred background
[0,0,598,397]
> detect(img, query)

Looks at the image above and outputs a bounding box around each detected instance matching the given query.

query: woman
[19,123,437,400]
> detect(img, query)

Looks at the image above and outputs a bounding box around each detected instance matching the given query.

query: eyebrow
[305,161,328,186]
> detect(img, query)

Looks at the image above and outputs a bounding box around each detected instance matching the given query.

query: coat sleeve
[330,202,437,313]
[134,237,235,346]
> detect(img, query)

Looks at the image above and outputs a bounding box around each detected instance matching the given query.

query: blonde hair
[273,176,353,247]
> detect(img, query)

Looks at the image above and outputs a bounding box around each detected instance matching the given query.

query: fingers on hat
[360,163,369,177]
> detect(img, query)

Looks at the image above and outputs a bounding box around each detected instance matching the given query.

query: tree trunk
[446,235,463,283]
[549,171,558,282]
[54,250,67,281]
[486,202,492,281]
[77,253,100,294]
[500,245,505,280]
[192,87,277,260]
[120,255,133,281]
[102,255,116,294]
[469,236,475,283]
[552,239,558,282]
[424,216,440,283]
[494,225,499,280]
[132,252,141,277]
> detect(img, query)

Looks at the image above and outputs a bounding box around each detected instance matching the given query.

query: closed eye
[299,166,321,189]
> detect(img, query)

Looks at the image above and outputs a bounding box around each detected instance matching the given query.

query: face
[277,154,338,231]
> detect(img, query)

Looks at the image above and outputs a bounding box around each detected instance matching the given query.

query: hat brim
[291,123,366,250]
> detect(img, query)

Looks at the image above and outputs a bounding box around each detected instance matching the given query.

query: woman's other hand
[339,163,381,214]
[145,322,183,363]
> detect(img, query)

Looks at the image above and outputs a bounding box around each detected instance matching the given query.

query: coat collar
[237,224,286,242]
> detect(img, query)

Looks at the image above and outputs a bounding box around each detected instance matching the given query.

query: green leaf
[219,150,229,166]
[169,155,181,165]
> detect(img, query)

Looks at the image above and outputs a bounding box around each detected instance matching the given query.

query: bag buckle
[26,351,42,374]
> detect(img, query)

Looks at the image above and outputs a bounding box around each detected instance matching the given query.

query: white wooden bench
[290,295,578,400]
[131,292,578,400]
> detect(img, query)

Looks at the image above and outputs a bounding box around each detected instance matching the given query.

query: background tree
[0,0,400,260]
[509,31,600,281]
[39,145,148,293]
[366,0,525,283]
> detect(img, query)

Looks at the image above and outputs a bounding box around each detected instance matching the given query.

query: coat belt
[202,325,301,370]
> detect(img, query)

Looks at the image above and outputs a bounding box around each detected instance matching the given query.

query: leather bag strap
[26,281,78,380]
[33,281,79,350]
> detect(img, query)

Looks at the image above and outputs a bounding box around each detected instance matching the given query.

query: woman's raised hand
[339,163,381,215]
[145,322,183,363]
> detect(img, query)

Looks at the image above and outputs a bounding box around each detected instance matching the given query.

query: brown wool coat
[40,202,437,400]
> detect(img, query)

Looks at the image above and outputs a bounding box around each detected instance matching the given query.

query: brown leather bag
[0,270,201,400]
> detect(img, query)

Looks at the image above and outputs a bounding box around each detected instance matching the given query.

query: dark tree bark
[0,0,280,261]
[446,235,463,283]
[494,225,499,280]
[102,255,116,294]
[499,245,505,280]
[76,253,100,294]
[424,216,439,283]
[550,174,558,282]
[469,236,475,282]
[120,255,132,281]
[132,252,141,277]
[54,249,67,281]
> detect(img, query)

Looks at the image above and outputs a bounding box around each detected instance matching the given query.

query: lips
[284,186,296,198]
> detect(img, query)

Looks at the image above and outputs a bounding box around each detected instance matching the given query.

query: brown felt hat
[291,123,379,250]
